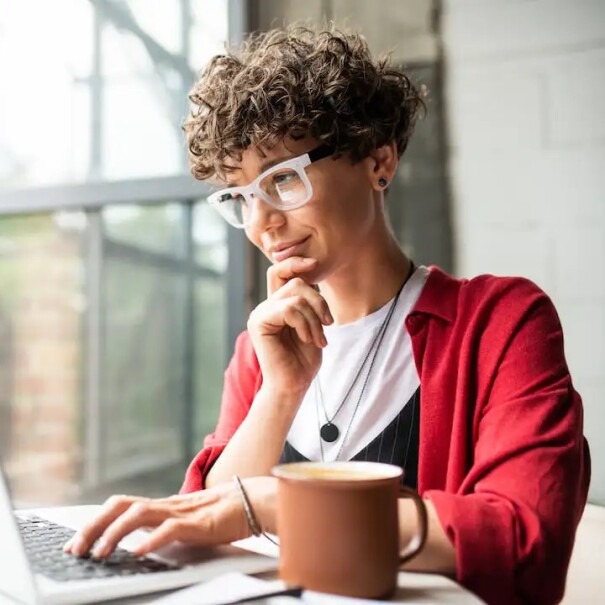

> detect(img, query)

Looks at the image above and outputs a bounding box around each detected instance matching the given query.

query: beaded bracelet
[232,475,279,546]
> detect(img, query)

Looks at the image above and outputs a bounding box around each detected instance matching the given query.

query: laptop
[0,463,278,605]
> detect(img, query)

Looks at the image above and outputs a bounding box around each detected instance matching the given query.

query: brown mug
[272,461,428,599]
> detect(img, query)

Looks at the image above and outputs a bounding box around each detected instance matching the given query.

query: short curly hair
[183,25,425,181]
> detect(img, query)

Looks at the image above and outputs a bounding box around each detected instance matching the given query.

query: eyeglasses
[207,144,334,228]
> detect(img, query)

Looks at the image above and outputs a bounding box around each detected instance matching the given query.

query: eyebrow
[260,155,293,172]
[225,154,295,189]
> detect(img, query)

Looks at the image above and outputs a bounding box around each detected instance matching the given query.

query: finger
[283,303,314,344]
[91,502,170,559]
[267,257,318,296]
[65,495,141,556]
[277,278,333,326]
[131,519,197,557]
[284,297,326,348]
[253,296,326,347]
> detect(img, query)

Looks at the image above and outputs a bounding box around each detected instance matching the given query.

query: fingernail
[320,334,328,347]
[301,258,317,264]
[323,311,333,325]
[63,538,73,552]
[92,539,110,559]
[71,536,85,556]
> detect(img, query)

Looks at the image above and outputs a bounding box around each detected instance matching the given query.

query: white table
[21,506,484,604]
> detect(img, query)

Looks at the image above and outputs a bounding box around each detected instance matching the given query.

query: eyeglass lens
[216,166,310,226]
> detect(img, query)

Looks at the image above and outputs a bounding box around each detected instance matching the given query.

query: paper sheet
[148,570,481,605]
[148,572,286,605]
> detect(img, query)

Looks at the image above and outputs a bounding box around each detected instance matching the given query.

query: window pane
[98,200,229,497]
[1,200,230,505]
[194,278,227,444]
[0,1,93,188]
[0,213,85,506]
[101,256,187,484]
[0,1,228,188]
[194,202,228,273]
[104,203,187,257]
[192,202,228,447]
[100,201,190,496]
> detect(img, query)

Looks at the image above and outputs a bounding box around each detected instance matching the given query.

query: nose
[247,194,286,232]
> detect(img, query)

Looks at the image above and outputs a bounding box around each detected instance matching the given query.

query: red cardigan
[181,267,590,605]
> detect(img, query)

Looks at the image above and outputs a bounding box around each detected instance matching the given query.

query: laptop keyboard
[16,514,181,582]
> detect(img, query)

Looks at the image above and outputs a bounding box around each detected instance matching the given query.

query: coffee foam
[273,461,402,481]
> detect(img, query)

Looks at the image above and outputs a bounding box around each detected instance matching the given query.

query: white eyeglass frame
[207,144,334,228]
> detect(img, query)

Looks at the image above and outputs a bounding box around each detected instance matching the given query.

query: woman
[65,26,590,605]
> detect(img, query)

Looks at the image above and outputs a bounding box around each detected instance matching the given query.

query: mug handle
[398,486,428,565]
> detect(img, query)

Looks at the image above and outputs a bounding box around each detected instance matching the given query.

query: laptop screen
[0,463,38,605]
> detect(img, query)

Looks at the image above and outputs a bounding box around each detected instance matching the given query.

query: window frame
[0,175,247,495]
[0,0,250,499]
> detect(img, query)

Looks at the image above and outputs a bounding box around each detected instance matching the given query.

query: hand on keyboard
[63,476,276,560]
[18,515,179,581]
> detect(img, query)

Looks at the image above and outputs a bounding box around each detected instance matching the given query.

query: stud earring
[378,177,388,188]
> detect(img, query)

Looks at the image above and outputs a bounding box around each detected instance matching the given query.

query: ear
[366,141,399,192]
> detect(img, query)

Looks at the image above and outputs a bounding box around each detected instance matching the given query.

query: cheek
[243,227,266,258]
[318,167,371,215]
[293,199,361,252]
[315,184,373,237]
[243,226,256,245]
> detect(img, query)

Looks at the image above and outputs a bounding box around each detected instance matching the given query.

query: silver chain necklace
[315,263,415,460]
[315,313,387,443]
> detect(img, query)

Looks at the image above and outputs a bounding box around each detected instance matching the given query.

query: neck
[318,232,411,325]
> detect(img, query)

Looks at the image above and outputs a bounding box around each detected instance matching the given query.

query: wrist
[255,384,308,408]
[245,476,278,535]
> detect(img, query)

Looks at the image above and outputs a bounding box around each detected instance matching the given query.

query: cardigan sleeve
[425,279,590,605]
[180,331,261,493]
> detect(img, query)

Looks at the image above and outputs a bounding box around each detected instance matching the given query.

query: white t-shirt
[286,265,430,461]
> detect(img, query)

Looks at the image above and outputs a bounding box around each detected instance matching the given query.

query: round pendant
[320,422,340,443]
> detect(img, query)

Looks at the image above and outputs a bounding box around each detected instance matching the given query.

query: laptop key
[16,514,180,582]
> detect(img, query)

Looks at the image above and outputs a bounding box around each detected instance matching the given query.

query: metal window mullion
[226,228,246,360]
[179,0,191,169]
[90,4,104,180]
[182,201,195,462]
[0,176,210,217]
[83,210,105,489]
[227,0,248,44]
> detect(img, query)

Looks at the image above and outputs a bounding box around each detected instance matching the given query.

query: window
[0,0,228,187]
[0,1,243,507]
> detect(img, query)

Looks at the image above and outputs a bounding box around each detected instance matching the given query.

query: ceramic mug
[272,461,428,599]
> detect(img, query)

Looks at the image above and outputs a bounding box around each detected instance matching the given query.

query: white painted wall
[442,0,605,504]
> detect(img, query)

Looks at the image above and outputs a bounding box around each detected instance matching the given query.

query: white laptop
[0,463,278,605]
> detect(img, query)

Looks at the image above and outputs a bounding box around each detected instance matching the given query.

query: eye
[274,172,297,187]
[218,192,248,206]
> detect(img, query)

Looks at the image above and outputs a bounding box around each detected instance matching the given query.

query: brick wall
[2,227,83,505]
[442,0,605,503]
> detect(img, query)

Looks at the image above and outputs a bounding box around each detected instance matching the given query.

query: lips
[269,236,310,262]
